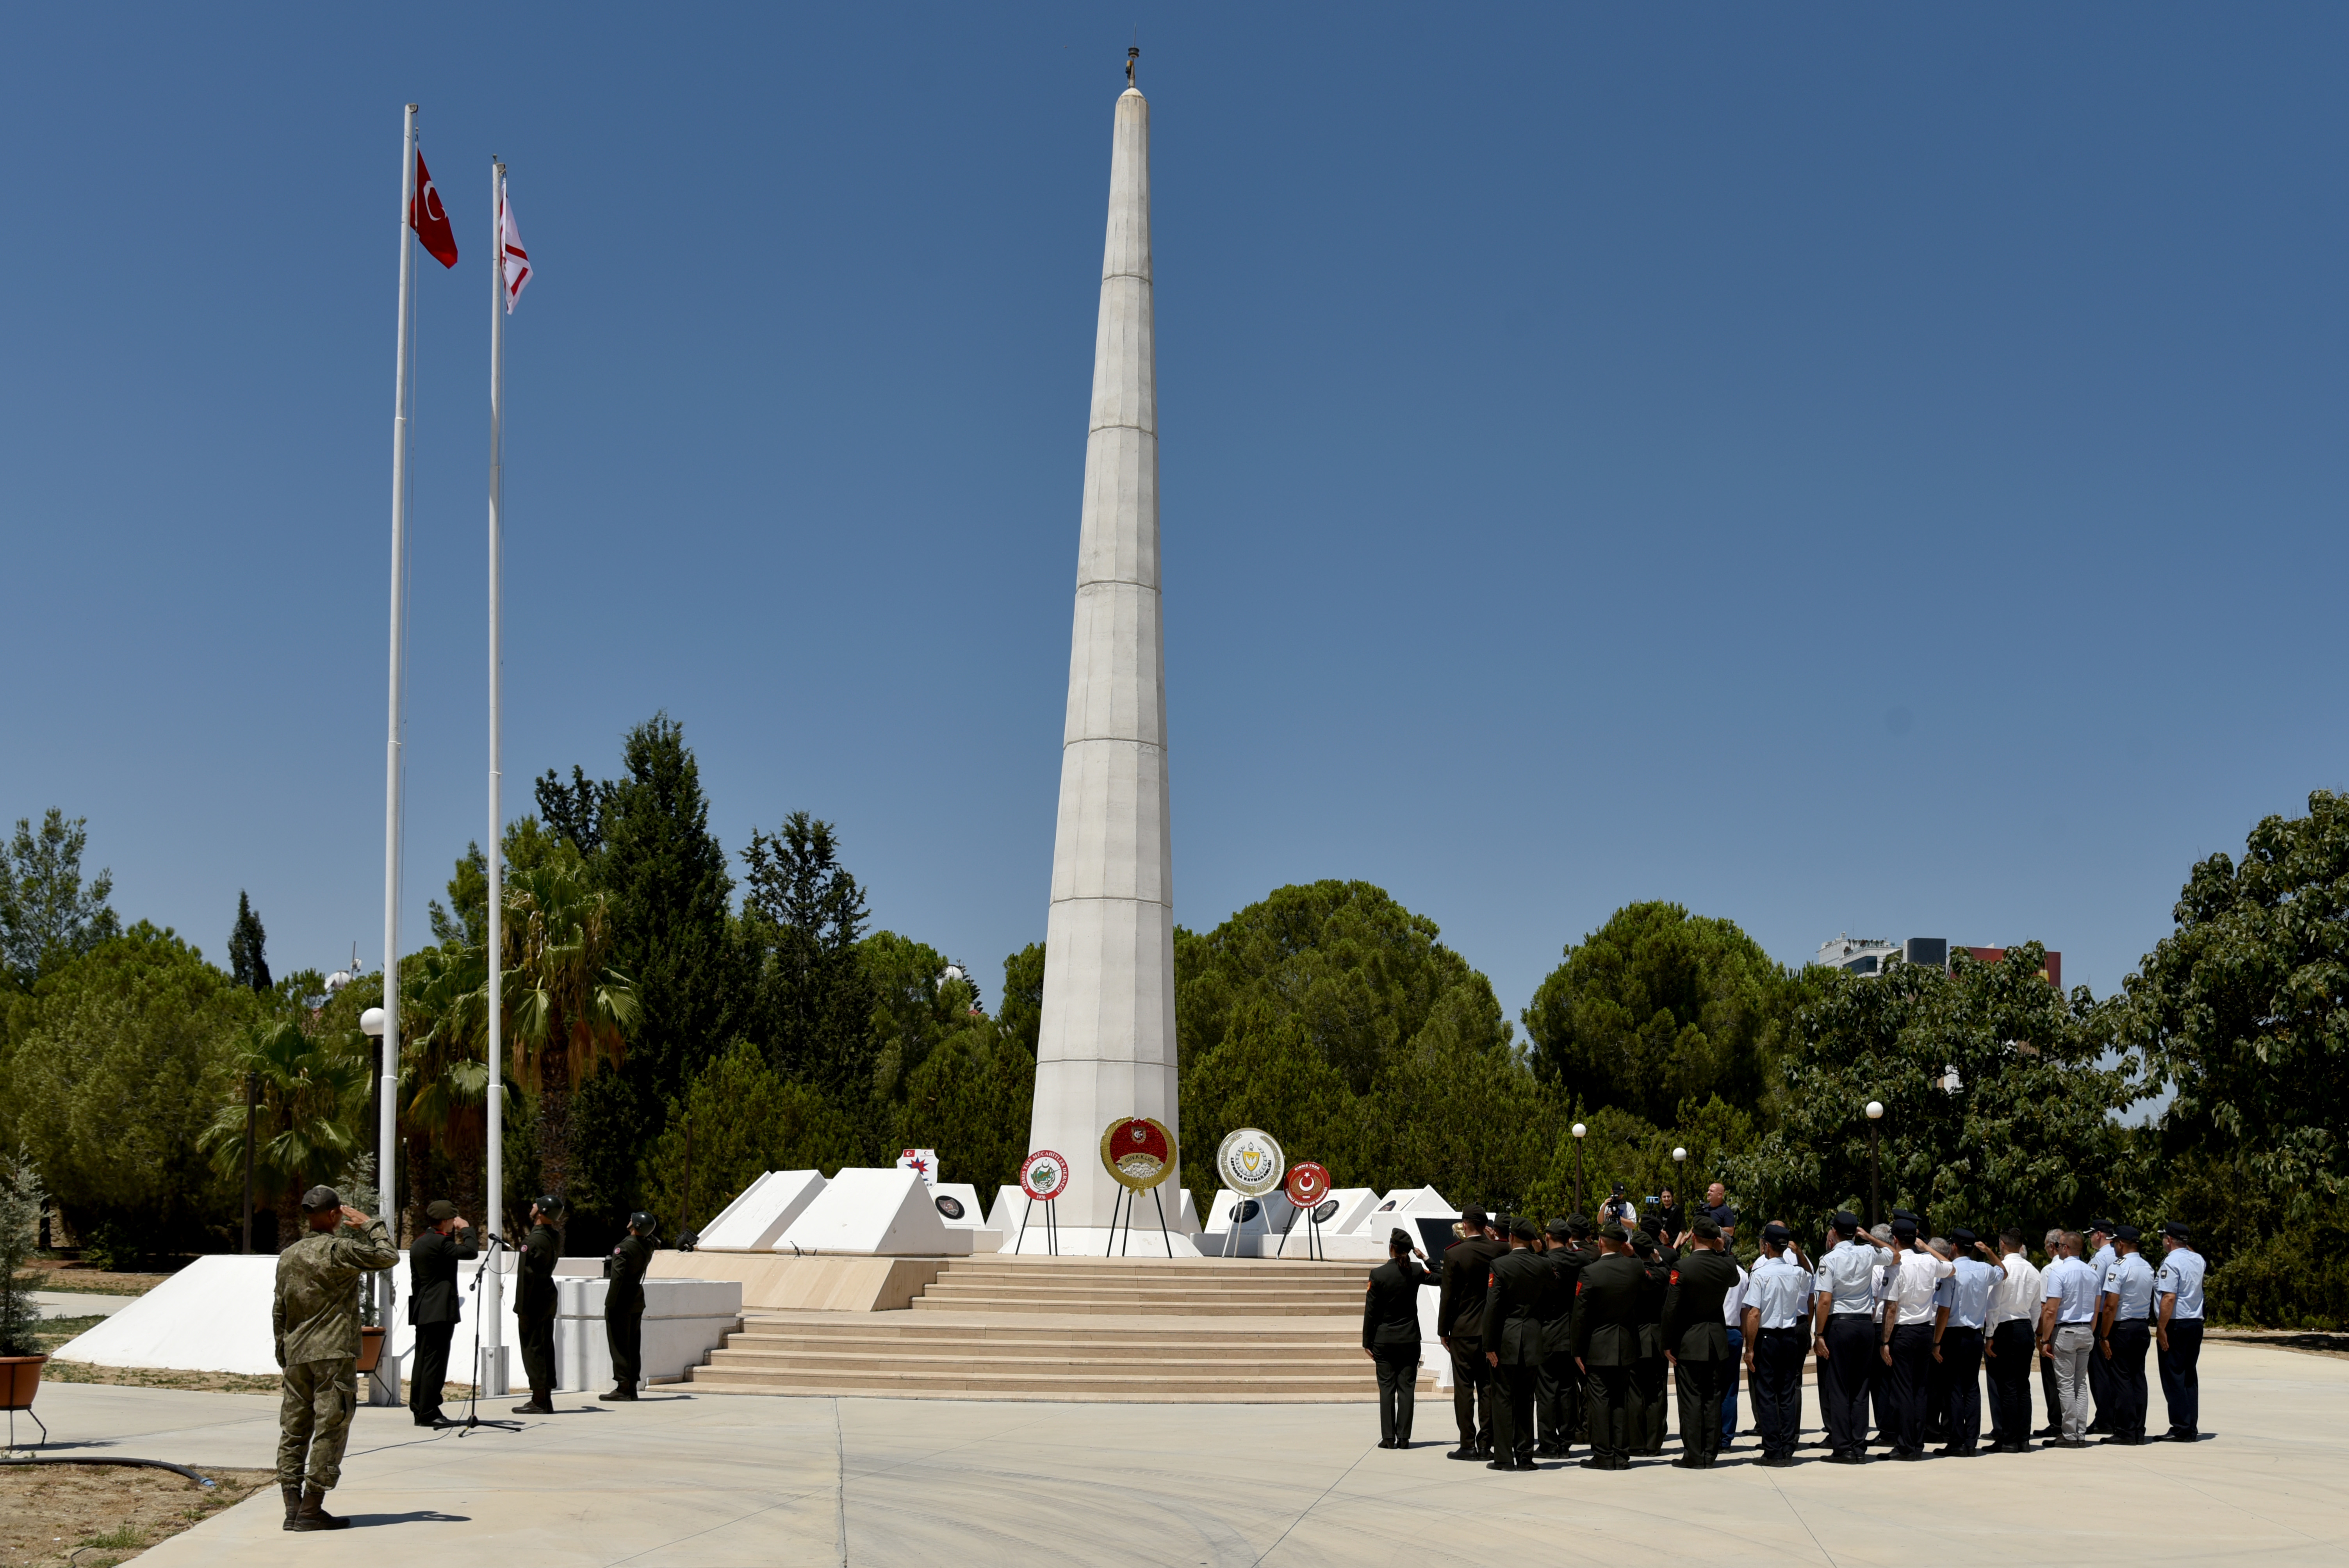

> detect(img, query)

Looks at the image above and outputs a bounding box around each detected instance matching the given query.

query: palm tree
[199,1019,371,1247]
[496,849,638,1201]
[401,944,500,1226]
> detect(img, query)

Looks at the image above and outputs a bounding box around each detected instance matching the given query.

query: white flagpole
[481,157,510,1395]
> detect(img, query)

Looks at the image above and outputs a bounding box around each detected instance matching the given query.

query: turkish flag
[410,150,459,269]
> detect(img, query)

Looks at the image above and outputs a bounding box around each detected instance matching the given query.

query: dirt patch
[0,1462,273,1565]
[39,1362,288,1396]
[2208,1329,2349,1361]
[13,1263,171,1297]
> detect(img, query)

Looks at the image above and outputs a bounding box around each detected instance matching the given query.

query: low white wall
[552,1277,741,1391]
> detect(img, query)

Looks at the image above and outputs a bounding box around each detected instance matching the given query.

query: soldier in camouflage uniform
[273,1185,400,1532]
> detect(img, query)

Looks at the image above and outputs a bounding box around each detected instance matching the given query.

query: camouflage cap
[299,1185,341,1212]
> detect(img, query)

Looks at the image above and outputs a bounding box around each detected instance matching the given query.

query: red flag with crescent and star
[410,150,459,268]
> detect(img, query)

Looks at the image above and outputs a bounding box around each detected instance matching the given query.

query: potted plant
[344,1154,389,1374]
[0,1149,51,1434]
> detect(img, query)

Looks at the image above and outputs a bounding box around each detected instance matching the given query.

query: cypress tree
[227,891,270,991]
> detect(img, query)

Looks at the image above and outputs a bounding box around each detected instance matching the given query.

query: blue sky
[4,7,2342,1035]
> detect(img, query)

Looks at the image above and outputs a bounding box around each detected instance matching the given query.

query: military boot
[280,1482,303,1529]
[287,1486,351,1531]
[598,1384,638,1401]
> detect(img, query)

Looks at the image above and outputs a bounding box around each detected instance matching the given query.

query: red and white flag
[410,150,459,269]
[498,185,531,312]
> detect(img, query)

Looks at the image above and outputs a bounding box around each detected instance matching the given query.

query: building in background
[1814,934,2058,989]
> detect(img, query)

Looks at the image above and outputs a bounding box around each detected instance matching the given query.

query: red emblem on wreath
[1019,1149,1069,1201]
[1284,1162,1331,1209]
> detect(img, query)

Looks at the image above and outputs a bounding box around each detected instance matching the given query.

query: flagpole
[482,157,510,1396]
[381,100,417,1310]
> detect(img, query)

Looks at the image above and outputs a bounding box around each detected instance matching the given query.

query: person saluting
[273,1185,399,1532]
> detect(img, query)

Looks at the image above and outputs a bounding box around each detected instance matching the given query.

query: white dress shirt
[1886,1247,1955,1326]
[1987,1254,2044,1329]
[1722,1262,1749,1329]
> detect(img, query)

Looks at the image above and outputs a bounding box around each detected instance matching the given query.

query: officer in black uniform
[1481,1219,1550,1470]
[406,1199,476,1426]
[511,1194,563,1415]
[1362,1227,1438,1447]
[1438,1208,1508,1460]
[1661,1215,1742,1467]
[1629,1230,1671,1454]
[1533,1218,1584,1456]
[601,1211,657,1401]
[1572,1219,1646,1470]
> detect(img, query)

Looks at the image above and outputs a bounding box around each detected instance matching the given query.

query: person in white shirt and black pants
[1983,1228,2043,1452]
[1877,1216,1954,1459]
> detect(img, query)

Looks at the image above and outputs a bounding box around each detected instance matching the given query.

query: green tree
[6,923,255,1251]
[198,1018,372,1247]
[228,891,270,991]
[741,813,873,1094]
[1519,902,1798,1126]
[996,943,1046,1056]
[0,809,120,987]
[497,846,640,1202]
[1723,946,2140,1240]
[637,1041,862,1233]
[892,1015,1037,1197]
[1174,880,1502,1094]
[399,944,498,1223]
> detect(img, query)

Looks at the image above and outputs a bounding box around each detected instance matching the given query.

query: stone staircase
[683,1255,1410,1402]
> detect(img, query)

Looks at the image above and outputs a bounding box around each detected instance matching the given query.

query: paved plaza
[22,1340,2342,1566]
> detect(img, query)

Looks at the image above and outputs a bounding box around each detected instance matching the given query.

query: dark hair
[1999,1227,2024,1249]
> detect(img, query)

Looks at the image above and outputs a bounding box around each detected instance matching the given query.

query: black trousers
[1584,1365,1631,1465]
[1887,1323,1934,1454]
[408,1320,456,1421]
[1535,1351,1579,1454]
[1490,1361,1536,1463]
[2087,1321,2116,1429]
[1448,1337,1493,1450]
[1373,1346,1420,1444]
[1925,1328,1953,1441]
[2107,1320,2151,1440]
[1672,1357,1729,1463]
[1752,1327,1806,1458]
[606,1305,643,1389]
[518,1312,556,1400]
[1870,1349,1895,1443]
[1987,1320,2034,1446]
[1631,1355,1667,1452]
[1939,1326,1985,1451]
[1823,1316,1876,1457]
[2157,1319,2203,1435]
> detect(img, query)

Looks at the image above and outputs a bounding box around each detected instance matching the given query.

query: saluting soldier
[1629,1230,1671,1454]
[1572,1219,1647,1469]
[1438,1208,1509,1460]
[2083,1219,2119,1432]
[1742,1222,1811,1466]
[272,1186,400,1532]
[1481,1219,1551,1470]
[2154,1221,2205,1442]
[1660,1215,1741,1468]
[601,1211,657,1401]
[407,1200,476,1427]
[511,1194,564,1415]
[1931,1229,2002,1455]
[1811,1211,1893,1464]
[2096,1224,2157,1444]
[1533,1218,1584,1456]
[1363,1228,1440,1447]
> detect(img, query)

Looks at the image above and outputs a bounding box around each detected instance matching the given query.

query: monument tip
[1126,46,1139,90]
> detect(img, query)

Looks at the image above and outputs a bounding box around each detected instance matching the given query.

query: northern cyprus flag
[498,185,532,312]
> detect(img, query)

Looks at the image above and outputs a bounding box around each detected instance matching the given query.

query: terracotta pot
[0,1354,47,1411]
[355,1327,385,1374]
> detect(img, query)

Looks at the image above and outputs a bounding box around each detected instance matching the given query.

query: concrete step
[683,1363,1384,1396]
[726,1335,1353,1360]
[708,1349,1371,1376]
[683,1380,1385,1404]
[911,1295,1358,1317]
[733,1322,1351,1348]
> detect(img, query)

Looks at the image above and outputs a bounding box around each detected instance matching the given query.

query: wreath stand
[1107,1184,1174,1257]
[1016,1193,1060,1256]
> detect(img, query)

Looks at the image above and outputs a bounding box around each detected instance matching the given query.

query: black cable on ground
[0,1456,220,1487]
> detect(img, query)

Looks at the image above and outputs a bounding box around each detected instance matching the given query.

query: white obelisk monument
[1023,59,1194,1255]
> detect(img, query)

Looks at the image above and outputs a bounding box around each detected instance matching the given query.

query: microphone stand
[458,1234,523,1435]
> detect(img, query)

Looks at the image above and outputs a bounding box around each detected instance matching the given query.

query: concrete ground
[30,1290,141,1318]
[19,1340,2341,1567]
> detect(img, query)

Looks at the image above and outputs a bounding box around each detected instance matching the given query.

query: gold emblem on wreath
[1099,1116,1176,1191]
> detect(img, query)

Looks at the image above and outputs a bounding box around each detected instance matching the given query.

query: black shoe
[511,1400,554,1415]
[2096,1434,2139,1447]
[2034,1424,2061,1438]
[1446,1446,1482,1461]
[598,1386,639,1402]
[1579,1458,1611,1470]
[1485,1459,1517,1471]
[2165,1429,2198,1443]
[412,1412,442,1427]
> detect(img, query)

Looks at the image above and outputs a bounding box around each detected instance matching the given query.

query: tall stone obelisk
[1023,65,1189,1253]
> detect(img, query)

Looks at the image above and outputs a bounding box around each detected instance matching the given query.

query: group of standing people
[1362,1197,2208,1470]
[268,1185,660,1532]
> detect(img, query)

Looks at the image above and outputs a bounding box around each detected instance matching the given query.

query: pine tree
[228,890,271,991]
[742,814,873,1095]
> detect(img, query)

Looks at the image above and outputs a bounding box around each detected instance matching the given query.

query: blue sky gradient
[4,7,2342,1030]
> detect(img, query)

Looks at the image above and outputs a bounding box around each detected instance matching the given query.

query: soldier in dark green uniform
[1572,1219,1646,1470]
[1438,1208,1508,1460]
[511,1194,563,1414]
[1629,1230,1672,1454]
[407,1199,475,1427]
[1661,1214,1742,1467]
[1533,1218,1584,1456]
[601,1211,657,1401]
[1481,1218,1550,1470]
[273,1185,399,1532]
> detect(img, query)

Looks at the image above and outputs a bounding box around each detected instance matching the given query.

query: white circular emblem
[1215,1128,1285,1198]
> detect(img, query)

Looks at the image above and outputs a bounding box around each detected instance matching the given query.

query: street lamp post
[1671,1146,1687,1241]
[1865,1100,1885,1228]
[1572,1122,1588,1214]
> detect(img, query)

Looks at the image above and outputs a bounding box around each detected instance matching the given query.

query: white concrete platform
[19,1341,2340,1566]
[29,1290,141,1318]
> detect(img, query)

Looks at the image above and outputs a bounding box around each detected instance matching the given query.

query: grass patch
[0,1463,271,1564]
[41,1361,286,1395]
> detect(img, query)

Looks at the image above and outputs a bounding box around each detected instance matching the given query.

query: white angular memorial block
[930,1182,985,1226]
[697,1171,827,1252]
[1321,1187,1380,1236]
[1026,72,1185,1247]
[778,1167,975,1256]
